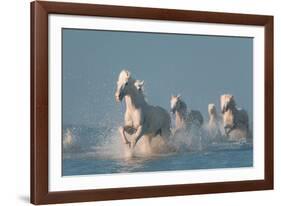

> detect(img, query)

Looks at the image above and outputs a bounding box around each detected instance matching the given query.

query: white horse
[207,103,222,140]
[220,94,249,140]
[170,95,203,134]
[115,70,171,152]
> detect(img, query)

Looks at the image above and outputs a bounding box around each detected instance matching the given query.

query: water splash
[62,119,252,161]
[63,128,81,154]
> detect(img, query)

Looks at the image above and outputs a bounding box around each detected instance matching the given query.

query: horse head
[208,103,217,116]
[115,70,133,102]
[134,80,144,92]
[220,94,236,113]
[170,94,182,114]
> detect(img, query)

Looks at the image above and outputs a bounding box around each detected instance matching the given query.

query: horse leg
[118,127,130,144]
[159,127,173,152]
[130,125,144,149]
[140,135,152,154]
[224,124,235,137]
[161,127,171,142]
[224,127,230,136]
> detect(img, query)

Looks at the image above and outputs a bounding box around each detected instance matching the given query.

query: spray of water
[63,113,252,161]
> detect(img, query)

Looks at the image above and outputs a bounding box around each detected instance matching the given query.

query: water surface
[62,126,253,176]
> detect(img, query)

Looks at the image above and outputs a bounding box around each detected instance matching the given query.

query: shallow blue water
[62,126,253,176]
[63,149,252,176]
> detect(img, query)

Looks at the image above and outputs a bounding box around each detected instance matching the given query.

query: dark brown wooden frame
[31,0,274,204]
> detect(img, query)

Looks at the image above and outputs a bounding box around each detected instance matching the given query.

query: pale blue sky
[62,29,253,126]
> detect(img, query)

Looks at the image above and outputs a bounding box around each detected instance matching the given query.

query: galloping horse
[115,70,171,152]
[170,95,203,134]
[220,94,249,140]
[207,103,221,140]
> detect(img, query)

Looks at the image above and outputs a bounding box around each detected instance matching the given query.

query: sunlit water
[62,125,253,176]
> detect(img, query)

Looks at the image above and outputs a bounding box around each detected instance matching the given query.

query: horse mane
[221,94,238,114]
[226,99,238,114]
[178,99,188,116]
[179,99,187,110]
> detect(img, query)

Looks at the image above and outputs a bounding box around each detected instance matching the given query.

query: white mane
[117,70,131,84]
[220,94,235,112]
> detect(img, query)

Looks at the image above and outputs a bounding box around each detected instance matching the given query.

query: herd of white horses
[115,70,251,154]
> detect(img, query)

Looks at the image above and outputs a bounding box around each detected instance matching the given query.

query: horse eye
[125,82,128,86]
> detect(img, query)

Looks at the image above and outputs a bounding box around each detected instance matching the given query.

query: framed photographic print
[30,1,274,204]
